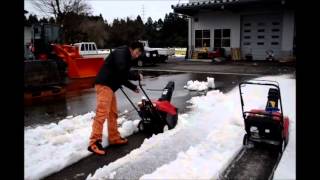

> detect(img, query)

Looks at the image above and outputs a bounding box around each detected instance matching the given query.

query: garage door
[241,14,282,60]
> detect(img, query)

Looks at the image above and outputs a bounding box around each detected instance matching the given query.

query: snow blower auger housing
[239,80,289,153]
[120,80,178,135]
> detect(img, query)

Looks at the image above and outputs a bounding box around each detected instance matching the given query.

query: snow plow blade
[52,44,104,78]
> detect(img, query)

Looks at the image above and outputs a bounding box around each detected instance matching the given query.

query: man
[88,42,144,155]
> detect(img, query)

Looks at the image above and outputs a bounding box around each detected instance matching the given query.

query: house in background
[172,0,295,61]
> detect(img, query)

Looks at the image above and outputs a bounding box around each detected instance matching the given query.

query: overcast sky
[24,0,189,23]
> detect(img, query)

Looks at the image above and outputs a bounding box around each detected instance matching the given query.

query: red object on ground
[38,54,48,61]
[154,100,177,116]
[248,109,290,140]
[208,49,222,59]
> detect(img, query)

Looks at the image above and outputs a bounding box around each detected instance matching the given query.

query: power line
[142,5,145,22]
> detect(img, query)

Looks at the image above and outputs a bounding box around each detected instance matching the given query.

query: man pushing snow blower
[88,42,144,155]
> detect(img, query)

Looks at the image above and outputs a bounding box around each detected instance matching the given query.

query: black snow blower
[239,80,290,153]
[120,80,178,135]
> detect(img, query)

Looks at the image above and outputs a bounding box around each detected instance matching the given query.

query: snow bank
[87,75,295,180]
[24,112,140,180]
[142,75,295,179]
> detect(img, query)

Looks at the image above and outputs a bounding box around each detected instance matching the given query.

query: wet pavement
[221,144,281,180]
[133,58,296,76]
[24,71,257,127]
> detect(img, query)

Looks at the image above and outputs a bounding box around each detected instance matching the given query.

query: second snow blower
[239,80,289,153]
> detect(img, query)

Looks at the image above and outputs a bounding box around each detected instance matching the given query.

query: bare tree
[32,0,91,20]
[79,18,107,47]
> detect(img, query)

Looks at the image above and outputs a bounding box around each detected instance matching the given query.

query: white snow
[24,112,140,180]
[273,77,296,179]
[184,77,215,91]
[87,75,295,180]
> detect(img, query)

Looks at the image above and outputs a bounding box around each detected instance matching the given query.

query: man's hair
[129,41,144,52]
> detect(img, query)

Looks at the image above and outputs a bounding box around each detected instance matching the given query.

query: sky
[24,0,189,23]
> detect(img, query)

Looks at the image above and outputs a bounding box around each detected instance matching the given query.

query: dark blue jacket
[95,45,139,91]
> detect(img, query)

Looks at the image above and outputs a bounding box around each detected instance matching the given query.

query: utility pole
[142,5,145,22]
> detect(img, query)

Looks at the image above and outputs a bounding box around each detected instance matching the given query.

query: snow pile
[184,77,215,91]
[273,78,296,179]
[87,75,295,180]
[87,88,244,179]
[142,75,296,180]
[24,111,140,180]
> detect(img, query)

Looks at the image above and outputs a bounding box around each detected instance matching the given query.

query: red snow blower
[120,79,178,135]
[239,80,289,153]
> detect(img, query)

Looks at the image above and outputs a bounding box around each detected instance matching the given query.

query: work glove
[134,87,140,93]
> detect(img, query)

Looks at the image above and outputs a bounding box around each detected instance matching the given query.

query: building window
[272,35,279,39]
[257,35,264,39]
[271,42,279,45]
[214,29,231,48]
[272,28,280,32]
[258,29,265,32]
[257,42,264,45]
[195,30,210,48]
[244,29,251,33]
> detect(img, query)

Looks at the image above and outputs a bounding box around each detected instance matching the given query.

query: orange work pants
[89,84,121,146]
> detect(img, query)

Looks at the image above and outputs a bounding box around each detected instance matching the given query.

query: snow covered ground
[24,112,140,180]
[24,74,295,180]
[87,74,295,180]
[184,77,215,91]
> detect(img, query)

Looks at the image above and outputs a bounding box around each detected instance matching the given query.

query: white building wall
[192,10,241,54]
[186,6,294,59]
[281,9,295,55]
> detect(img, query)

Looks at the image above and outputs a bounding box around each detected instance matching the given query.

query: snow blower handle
[138,78,154,105]
[119,87,142,118]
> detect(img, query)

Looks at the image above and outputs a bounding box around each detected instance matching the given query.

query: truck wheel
[138,60,143,67]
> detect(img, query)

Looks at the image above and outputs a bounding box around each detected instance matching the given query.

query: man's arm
[123,80,138,91]
[128,71,140,81]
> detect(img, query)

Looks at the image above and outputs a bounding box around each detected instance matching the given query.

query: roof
[172,0,293,16]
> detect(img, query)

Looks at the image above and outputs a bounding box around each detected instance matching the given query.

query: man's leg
[108,93,128,145]
[89,85,113,154]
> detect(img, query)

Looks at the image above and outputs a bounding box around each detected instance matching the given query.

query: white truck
[73,42,110,59]
[139,40,175,62]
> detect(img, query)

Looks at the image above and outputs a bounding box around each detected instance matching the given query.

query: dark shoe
[109,138,128,146]
[88,140,106,155]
